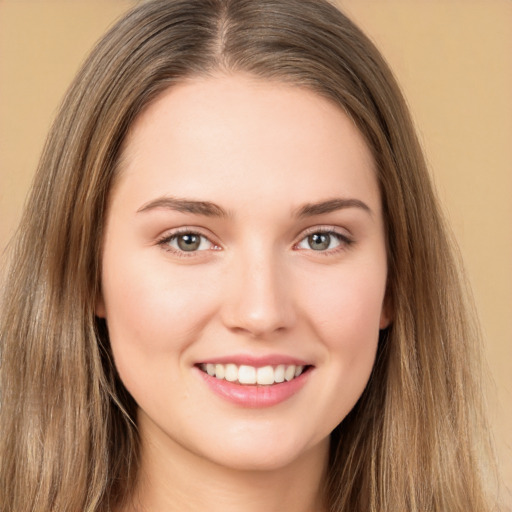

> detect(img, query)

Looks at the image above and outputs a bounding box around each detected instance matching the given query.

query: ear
[96,293,106,319]
[379,294,393,330]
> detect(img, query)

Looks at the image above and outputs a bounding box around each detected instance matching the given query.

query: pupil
[177,234,200,251]
[309,233,330,250]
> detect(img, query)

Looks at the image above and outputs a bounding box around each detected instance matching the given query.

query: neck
[125,418,329,512]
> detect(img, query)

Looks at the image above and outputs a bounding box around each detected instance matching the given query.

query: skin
[98,73,390,512]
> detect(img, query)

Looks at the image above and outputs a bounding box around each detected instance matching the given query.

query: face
[98,74,390,473]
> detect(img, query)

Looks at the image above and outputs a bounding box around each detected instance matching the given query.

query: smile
[199,363,307,386]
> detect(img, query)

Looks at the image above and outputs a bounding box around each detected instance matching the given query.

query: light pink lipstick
[194,355,313,408]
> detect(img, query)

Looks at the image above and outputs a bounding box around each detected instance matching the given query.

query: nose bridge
[221,241,295,337]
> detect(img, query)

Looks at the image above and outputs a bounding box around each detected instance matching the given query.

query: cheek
[100,252,220,382]
[290,263,386,438]
[101,255,222,411]
[302,263,387,351]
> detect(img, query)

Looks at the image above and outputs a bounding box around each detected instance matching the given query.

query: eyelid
[155,225,353,257]
[296,225,353,242]
[156,227,221,256]
[293,225,354,253]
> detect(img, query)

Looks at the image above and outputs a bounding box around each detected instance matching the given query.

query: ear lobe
[379,312,391,330]
[96,294,106,319]
[379,295,393,330]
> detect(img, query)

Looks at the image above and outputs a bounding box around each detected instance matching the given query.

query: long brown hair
[0,1,498,510]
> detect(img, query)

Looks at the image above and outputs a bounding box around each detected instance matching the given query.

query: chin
[194,431,329,473]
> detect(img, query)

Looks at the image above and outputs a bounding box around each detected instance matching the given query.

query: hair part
[0,1,498,510]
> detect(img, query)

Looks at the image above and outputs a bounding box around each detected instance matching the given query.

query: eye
[295,230,351,252]
[158,230,217,254]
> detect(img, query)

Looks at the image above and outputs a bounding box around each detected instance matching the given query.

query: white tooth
[257,365,275,385]
[206,363,216,376]
[215,364,225,380]
[274,365,285,383]
[238,365,256,384]
[225,364,238,382]
[284,365,296,381]
[295,365,304,377]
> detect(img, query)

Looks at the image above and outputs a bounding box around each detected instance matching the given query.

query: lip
[194,353,314,407]
[194,363,313,408]
[197,354,310,367]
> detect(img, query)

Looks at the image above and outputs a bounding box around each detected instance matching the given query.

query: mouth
[197,363,311,386]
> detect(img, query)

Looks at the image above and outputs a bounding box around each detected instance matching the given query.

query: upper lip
[196,354,312,367]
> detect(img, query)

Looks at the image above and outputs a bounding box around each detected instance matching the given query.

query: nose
[220,246,296,338]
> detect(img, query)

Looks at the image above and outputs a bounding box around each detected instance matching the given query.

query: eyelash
[295,227,354,256]
[156,227,354,258]
[157,228,219,258]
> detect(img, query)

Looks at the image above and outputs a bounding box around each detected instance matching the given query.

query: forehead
[114,73,380,215]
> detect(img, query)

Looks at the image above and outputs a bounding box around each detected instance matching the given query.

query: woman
[0,0,498,511]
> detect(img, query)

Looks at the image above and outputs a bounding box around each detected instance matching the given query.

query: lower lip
[195,368,311,408]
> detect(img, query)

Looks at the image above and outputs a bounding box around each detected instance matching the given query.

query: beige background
[0,0,510,503]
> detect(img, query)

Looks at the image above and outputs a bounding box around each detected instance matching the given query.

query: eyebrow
[137,196,371,218]
[137,197,229,217]
[294,198,372,218]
